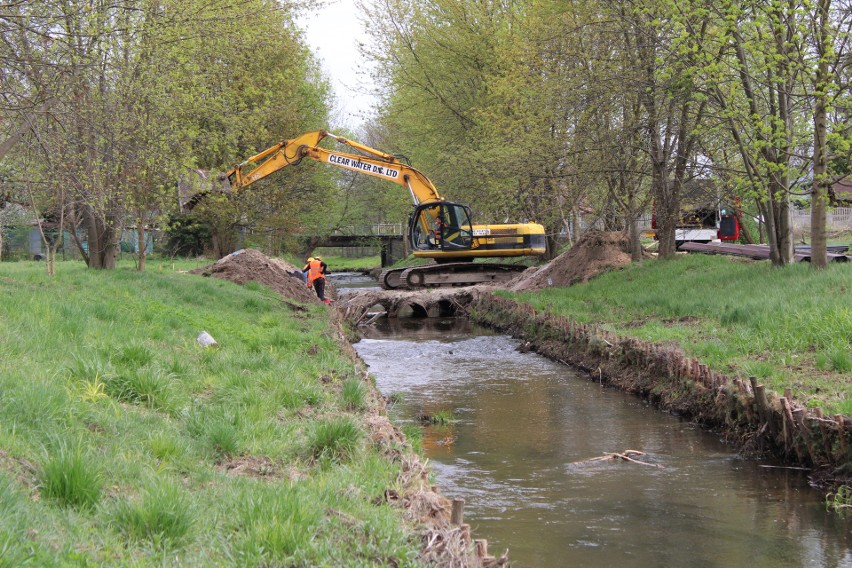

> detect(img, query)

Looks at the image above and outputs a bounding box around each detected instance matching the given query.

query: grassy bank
[0,261,423,566]
[507,254,851,416]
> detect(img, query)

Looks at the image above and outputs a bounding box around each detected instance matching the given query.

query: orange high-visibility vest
[306,259,324,284]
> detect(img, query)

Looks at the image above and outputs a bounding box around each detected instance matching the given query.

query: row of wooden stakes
[473,293,850,473]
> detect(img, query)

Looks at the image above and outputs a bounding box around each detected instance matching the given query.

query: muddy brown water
[354,318,851,568]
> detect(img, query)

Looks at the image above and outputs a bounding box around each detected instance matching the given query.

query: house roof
[833,176,852,203]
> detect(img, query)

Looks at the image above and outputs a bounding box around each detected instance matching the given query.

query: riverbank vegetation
[0,262,425,565]
[506,254,852,416]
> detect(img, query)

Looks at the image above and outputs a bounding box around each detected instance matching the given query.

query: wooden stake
[836,415,846,454]
[780,397,796,449]
[451,498,465,526]
[815,407,829,458]
[793,408,815,464]
[475,539,488,559]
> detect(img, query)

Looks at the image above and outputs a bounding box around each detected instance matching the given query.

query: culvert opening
[397,302,429,318]
[436,300,458,317]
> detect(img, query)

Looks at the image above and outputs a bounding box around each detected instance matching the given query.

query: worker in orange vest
[302,256,330,303]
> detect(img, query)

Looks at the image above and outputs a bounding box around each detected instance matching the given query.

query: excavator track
[379,268,406,290]
[378,262,528,290]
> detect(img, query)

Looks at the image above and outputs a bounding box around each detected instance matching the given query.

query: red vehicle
[650,199,740,249]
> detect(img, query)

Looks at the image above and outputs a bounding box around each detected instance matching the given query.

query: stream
[352,317,851,568]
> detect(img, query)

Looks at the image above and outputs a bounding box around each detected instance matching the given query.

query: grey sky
[298,0,378,132]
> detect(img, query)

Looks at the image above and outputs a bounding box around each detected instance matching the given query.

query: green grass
[38,441,102,510]
[108,478,194,549]
[306,416,363,463]
[508,254,852,414]
[419,410,455,425]
[0,260,422,565]
[341,377,367,410]
[826,485,852,514]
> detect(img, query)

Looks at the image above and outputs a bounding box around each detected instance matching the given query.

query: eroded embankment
[469,292,852,491]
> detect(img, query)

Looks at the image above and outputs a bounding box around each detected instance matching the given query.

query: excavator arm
[225,130,443,208]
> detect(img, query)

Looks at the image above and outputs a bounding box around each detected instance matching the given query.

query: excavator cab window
[409,202,473,252]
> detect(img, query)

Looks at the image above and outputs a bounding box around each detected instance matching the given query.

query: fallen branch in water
[574,450,662,468]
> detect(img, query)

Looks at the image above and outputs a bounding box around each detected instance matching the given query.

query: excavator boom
[199,130,546,288]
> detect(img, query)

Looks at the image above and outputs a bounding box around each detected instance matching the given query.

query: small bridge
[311,224,406,267]
[338,287,485,322]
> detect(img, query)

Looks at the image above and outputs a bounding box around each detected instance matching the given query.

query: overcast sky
[298,0,378,132]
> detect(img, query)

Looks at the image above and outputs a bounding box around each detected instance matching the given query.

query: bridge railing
[328,224,404,237]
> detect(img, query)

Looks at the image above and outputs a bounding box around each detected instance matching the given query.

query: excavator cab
[409,201,473,253]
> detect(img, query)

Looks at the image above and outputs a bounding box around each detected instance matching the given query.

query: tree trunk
[777,193,794,264]
[627,192,643,261]
[761,190,781,265]
[571,207,580,244]
[137,223,147,272]
[734,209,755,244]
[809,0,832,270]
[654,162,678,259]
[545,232,559,260]
[82,205,119,269]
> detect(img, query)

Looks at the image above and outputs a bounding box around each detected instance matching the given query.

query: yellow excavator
[201,130,546,289]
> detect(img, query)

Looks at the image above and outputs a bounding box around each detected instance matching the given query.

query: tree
[806,0,851,268]
[0,0,330,269]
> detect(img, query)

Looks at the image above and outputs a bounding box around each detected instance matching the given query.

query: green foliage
[400,424,423,453]
[38,442,102,510]
[825,485,852,514]
[341,377,367,410]
[306,417,363,463]
[420,410,455,425]
[387,391,405,405]
[163,214,212,257]
[109,478,193,549]
[185,406,243,459]
[234,486,323,562]
[104,367,176,410]
[146,433,186,463]
[816,347,852,374]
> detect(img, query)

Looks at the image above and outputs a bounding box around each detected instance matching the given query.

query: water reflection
[354,319,852,568]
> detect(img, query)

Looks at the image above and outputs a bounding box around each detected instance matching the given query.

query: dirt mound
[509,230,633,291]
[190,249,320,304]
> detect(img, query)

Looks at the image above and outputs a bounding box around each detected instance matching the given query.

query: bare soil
[509,230,635,291]
[189,248,323,305]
